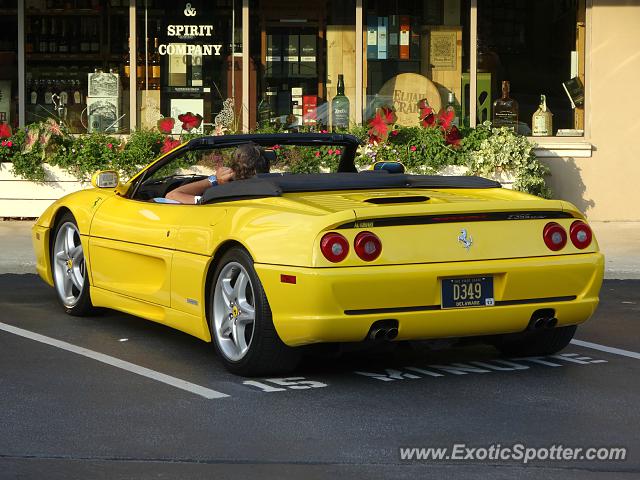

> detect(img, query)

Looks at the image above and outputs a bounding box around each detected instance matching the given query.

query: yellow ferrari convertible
[32,133,604,375]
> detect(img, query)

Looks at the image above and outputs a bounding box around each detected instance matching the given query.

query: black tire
[492,325,577,357]
[51,212,96,316]
[209,247,301,376]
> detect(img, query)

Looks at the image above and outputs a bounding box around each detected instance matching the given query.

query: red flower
[438,109,455,131]
[7,141,12,147]
[315,151,321,157]
[161,136,181,154]
[273,144,281,150]
[445,125,462,147]
[0,123,11,139]
[178,112,203,132]
[335,149,341,155]
[107,143,113,149]
[328,149,334,155]
[410,145,417,152]
[391,130,399,137]
[417,98,430,110]
[157,117,176,134]
[367,111,391,144]
[420,111,436,128]
[379,106,398,125]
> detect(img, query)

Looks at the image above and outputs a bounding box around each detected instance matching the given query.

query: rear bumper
[255,253,604,346]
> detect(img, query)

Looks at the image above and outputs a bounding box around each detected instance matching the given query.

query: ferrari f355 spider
[32,134,604,375]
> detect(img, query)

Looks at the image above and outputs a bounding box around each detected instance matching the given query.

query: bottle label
[532,114,550,136]
[74,91,81,104]
[44,92,53,105]
[30,91,37,105]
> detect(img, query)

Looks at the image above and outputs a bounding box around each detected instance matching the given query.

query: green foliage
[1,119,551,198]
[466,123,552,198]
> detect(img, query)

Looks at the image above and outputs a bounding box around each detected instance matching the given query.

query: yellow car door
[89,195,189,307]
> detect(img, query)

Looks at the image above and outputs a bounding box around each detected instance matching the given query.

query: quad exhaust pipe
[367,320,399,341]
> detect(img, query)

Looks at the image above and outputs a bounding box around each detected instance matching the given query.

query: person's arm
[165,178,212,204]
[165,167,235,204]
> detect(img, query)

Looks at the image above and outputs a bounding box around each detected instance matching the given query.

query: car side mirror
[91,170,120,189]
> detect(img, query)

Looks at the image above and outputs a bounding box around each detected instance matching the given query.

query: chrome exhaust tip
[386,328,399,341]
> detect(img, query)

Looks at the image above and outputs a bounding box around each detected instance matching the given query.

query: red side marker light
[280,274,297,284]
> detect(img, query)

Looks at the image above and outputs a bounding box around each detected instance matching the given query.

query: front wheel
[210,247,300,376]
[51,213,95,316]
[492,325,577,357]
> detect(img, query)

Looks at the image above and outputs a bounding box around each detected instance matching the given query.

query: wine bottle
[90,19,100,53]
[532,94,553,136]
[123,38,131,78]
[38,18,48,54]
[331,74,350,130]
[151,37,161,88]
[44,80,54,105]
[445,92,460,128]
[29,79,39,105]
[80,20,90,53]
[58,19,68,53]
[492,80,519,132]
[48,18,58,53]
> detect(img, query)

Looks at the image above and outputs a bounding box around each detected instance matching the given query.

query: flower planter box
[0,163,89,218]
[0,163,515,219]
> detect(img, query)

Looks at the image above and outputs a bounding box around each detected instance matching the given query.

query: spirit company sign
[158,3,223,57]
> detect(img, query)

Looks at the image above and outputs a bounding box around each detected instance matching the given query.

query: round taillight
[570,220,593,249]
[543,222,567,251]
[320,232,349,262]
[354,231,382,261]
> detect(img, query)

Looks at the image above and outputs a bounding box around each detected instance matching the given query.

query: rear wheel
[51,213,95,316]
[492,325,577,357]
[210,247,300,376]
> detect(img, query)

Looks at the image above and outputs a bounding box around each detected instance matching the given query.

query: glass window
[251,0,357,131]
[136,0,241,133]
[0,0,18,129]
[477,0,586,137]
[24,0,130,133]
[363,0,470,128]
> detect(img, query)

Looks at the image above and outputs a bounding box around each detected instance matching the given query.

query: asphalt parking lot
[1,272,639,479]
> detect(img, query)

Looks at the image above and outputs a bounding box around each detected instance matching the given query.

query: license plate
[441,276,495,309]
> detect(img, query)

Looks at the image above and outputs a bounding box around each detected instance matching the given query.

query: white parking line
[0,322,229,400]
[570,339,640,360]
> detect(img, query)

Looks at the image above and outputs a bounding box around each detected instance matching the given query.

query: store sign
[158,3,222,57]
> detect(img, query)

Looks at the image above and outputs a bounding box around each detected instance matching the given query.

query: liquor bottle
[72,80,83,105]
[90,19,100,53]
[444,92,460,128]
[44,80,54,105]
[29,79,39,105]
[58,80,69,106]
[492,80,519,132]
[136,40,145,87]
[38,18,49,54]
[58,19,68,53]
[25,18,34,53]
[123,39,131,78]
[331,74,350,130]
[150,37,161,87]
[532,94,553,136]
[48,18,58,53]
[68,21,79,53]
[80,20,91,53]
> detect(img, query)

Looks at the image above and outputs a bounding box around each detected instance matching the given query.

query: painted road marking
[571,339,640,360]
[0,322,229,400]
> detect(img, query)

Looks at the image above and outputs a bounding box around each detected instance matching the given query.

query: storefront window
[0,0,18,129]
[363,0,470,128]
[251,0,356,131]
[478,0,586,137]
[24,0,130,134]
[136,0,241,133]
